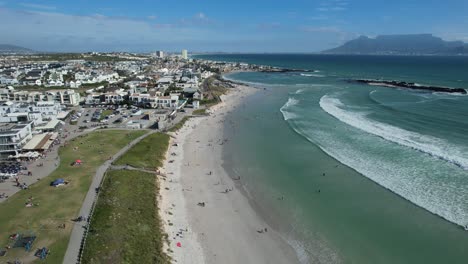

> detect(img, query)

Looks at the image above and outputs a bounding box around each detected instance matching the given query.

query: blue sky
[0,0,467,52]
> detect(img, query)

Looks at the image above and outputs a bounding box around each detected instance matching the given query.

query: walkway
[62,130,155,264]
[109,165,162,175]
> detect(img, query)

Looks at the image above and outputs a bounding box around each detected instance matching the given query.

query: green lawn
[0,130,146,263]
[80,170,169,264]
[113,133,170,170]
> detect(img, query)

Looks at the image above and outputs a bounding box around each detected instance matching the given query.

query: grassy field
[114,133,170,170]
[0,130,146,263]
[168,116,191,133]
[81,170,169,264]
[82,131,171,263]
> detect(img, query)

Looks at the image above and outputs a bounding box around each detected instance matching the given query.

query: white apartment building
[0,88,81,106]
[103,92,126,104]
[0,122,33,159]
[45,90,81,106]
[129,93,179,109]
[32,101,62,120]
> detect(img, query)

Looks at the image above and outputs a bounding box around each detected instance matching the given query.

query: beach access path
[160,85,299,264]
[62,130,154,264]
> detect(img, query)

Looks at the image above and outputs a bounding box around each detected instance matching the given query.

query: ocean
[195,54,468,263]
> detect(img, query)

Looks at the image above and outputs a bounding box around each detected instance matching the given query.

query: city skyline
[0,0,467,52]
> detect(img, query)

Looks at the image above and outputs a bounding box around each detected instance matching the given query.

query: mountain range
[323,34,468,55]
[0,44,36,54]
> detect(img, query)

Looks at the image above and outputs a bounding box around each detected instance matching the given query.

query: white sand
[160,85,299,264]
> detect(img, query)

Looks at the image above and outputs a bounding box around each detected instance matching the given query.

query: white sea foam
[295,89,305,94]
[300,73,325,78]
[280,98,300,120]
[284,99,468,226]
[314,94,468,226]
[300,128,468,227]
[285,239,310,264]
[319,95,468,170]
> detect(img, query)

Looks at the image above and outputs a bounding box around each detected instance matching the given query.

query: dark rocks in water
[350,79,467,94]
[260,68,313,73]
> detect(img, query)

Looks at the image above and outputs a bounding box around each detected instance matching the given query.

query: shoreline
[159,84,299,263]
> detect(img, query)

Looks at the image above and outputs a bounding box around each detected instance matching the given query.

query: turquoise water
[197,54,468,263]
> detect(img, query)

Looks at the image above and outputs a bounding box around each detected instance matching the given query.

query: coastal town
[0,50,254,160]
[0,49,300,264]
[2,0,468,263]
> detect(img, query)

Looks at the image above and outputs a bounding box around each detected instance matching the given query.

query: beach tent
[51,178,65,187]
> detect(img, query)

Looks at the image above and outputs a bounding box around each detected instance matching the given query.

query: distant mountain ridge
[323,34,468,55]
[0,44,35,54]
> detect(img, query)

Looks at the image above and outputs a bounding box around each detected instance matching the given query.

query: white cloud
[300,25,357,43]
[330,7,346,11]
[309,15,329,20]
[317,0,348,12]
[0,8,220,52]
[301,26,342,33]
[148,15,157,20]
[195,12,206,19]
[19,3,56,10]
[432,25,468,43]
[257,22,281,30]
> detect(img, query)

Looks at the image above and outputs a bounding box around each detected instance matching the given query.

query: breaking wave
[300,73,326,78]
[280,98,300,120]
[319,95,468,169]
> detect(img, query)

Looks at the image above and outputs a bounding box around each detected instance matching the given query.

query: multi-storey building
[0,122,33,159]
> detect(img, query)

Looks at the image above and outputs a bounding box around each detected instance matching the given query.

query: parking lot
[71,106,151,129]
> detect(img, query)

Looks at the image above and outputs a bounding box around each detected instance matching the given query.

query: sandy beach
[160,84,299,264]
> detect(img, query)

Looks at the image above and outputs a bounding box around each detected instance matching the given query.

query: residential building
[103,91,126,104]
[157,95,179,109]
[129,93,179,109]
[31,101,62,120]
[182,49,188,60]
[0,88,81,106]
[45,90,81,106]
[0,122,33,159]
[0,76,19,85]
[129,93,159,108]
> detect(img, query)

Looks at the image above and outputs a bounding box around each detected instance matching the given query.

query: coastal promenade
[63,130,155,264]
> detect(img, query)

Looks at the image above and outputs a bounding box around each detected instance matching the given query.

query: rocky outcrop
[260,67,314,73]
[350,79,467,94]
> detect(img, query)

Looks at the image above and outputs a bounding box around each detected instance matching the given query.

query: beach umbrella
[76,159,82,163]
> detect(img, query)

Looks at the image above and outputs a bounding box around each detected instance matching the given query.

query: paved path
[109,165,162,175]
[62,130,155,264]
